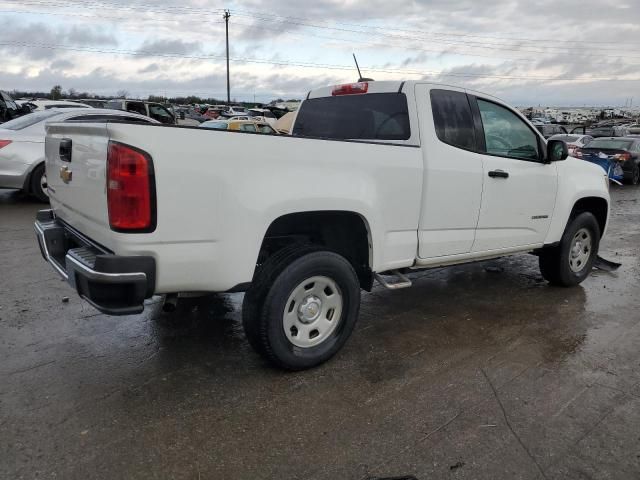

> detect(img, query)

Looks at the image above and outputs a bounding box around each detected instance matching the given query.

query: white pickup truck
[35,80,610,370]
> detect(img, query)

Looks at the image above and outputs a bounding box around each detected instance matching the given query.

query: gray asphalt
[1,187,639,480]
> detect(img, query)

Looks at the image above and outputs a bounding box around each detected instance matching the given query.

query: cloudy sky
[1,0,639,105]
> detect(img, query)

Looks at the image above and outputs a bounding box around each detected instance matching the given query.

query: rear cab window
[430,89,476,150]
[292,93,411,141]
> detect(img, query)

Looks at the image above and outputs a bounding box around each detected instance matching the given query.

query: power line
[229,11,640,56]
[2,41,640,82]
[4,7,639,67]
[227,8,640,47]
[9,0,640,55]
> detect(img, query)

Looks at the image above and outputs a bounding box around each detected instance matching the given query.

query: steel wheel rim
[283,275,343,348]
[40,172,49,197]
[569,228,593,273]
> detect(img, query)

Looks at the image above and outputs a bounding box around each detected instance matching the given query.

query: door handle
[488,170,509,179]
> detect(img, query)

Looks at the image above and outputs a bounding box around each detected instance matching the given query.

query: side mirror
[547,139,569,162]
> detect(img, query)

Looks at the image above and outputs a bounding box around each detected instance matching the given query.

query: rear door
[470,95,558,252]
[415,85,484,258]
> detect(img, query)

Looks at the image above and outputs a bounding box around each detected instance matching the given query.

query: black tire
[242,247,361,370]
[29,164,49,203]
[539,212,600,287]
[623,162,640,185]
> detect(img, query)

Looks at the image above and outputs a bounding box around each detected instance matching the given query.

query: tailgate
[45,122,112,247]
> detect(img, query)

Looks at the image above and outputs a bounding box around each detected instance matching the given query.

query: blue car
[576,137,640,185]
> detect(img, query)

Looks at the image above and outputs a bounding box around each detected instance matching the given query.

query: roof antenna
[353,53,374,82]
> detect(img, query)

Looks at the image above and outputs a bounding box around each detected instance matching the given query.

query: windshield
[0,110,60,130]
[293,93,411,141]
[584,139,633,150]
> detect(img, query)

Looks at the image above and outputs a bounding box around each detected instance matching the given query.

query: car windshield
[293,92,411,141]
[584,139,633,150]
[0,110,60,130]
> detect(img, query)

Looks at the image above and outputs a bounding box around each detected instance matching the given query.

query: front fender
[544,158,610,244]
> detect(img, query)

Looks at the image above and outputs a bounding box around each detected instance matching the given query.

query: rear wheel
[624,162,640,185]
[242,247,361,370]
[539,212,600,287]
[29,164,49,203]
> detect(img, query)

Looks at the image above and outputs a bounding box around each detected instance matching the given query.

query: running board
[374,270,413,290]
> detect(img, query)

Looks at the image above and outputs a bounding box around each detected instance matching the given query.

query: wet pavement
[1,187,639,480]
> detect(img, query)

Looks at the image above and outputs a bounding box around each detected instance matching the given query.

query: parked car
[106,99,177,124]
[16,100,92,111]
[1,91,36,123]
[37,80,609,370]
[200,119,276,134]
[534,123,568,138]
[225,105,248,116]
[588,124,629,138]
[574,137,640,185]
[247,108,277,126]
[220,115,252,121]
[548,134,594,156]
[176,108,208,124]
[627,124,640,135]
[68,99,108,108]
[0,108,158,201]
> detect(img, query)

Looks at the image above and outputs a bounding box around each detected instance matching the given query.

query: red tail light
[0,140,12,149]
[107,141,156,232]
[614,153,631,162]
[332,82,368,96]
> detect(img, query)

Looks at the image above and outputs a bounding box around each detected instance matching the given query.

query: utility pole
[223,9,231,104]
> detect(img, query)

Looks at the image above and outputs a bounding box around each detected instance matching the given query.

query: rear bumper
[0,172,28,190]
[34,209,156,315]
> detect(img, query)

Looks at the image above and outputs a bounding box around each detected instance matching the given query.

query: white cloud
[0,0,639,104]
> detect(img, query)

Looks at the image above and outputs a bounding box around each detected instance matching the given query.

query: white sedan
[0,108,158,202]
[548,134,594,156]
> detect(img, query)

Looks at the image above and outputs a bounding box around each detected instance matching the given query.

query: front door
[470,96,558,252]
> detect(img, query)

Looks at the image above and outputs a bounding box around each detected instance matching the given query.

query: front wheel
[539,212,600,287]
[242,249,361,370]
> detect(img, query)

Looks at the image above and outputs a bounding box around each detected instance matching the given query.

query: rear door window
[126,102,147,116]
[292,93,410,141]
[148,104,174,124]
[430,89,476,150]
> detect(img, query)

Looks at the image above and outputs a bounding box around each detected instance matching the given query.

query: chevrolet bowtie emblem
[59,166,72,183]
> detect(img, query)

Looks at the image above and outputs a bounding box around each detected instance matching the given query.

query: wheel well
[257,211,373,290]
[571,197,608,237]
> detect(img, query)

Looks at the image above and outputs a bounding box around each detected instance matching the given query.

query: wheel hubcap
[40,173,49,197]
[283,276,343,348]
[569,228,593,273]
